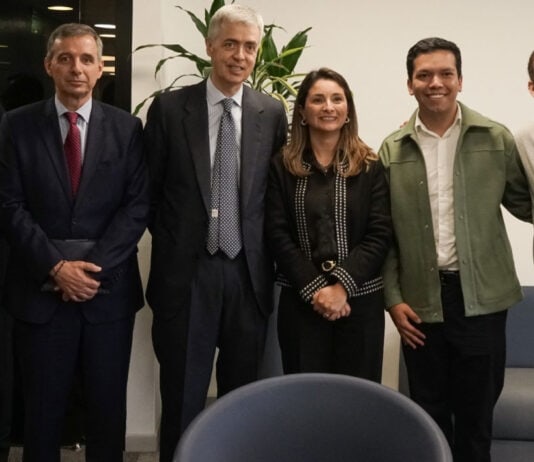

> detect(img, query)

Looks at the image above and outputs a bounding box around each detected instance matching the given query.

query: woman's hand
[312,283,351,321]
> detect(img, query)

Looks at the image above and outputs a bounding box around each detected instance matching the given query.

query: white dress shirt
[55,96,92,163]
[415,106,462,270]
[206,77,243,177]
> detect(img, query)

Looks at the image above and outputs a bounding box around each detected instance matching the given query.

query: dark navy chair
[174,373,452,462]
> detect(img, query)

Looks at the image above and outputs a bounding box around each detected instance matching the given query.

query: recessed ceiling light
[99,34,116,39]
[95,24,116,30]
[47,5,74,11]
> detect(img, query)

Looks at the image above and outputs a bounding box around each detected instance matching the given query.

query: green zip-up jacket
[379,102,532,322]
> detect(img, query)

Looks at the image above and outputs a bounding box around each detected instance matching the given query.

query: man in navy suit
[144,4,287,461]
[0,23,149,462]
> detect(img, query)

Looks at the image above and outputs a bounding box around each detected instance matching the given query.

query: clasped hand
[51,260,102,302]
[312,282,350,321]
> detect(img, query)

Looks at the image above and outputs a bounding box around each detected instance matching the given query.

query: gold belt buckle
[321,260,336,272]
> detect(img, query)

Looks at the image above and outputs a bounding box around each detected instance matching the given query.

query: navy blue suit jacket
[0,98,149,324]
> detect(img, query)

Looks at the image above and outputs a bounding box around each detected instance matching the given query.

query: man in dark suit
[144,4,287,461]
[0,23,149,462]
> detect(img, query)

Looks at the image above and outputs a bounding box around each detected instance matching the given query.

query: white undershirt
[415,105,461,270]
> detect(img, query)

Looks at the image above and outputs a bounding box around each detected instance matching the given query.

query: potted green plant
[133,0,311,115]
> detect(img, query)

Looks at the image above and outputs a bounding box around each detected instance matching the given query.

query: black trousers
[153,251,267,462]
[15,305,135,462]
[403,272,506,462]
[277,287,385,382]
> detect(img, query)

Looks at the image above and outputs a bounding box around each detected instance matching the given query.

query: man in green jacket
[379,37,531,462]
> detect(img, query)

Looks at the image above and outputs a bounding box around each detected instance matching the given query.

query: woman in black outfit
[265,68,392,381]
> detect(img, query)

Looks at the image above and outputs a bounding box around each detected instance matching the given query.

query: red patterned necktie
[64,112,82,195]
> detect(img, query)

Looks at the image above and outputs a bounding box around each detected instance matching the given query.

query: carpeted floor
[7,446,158,461]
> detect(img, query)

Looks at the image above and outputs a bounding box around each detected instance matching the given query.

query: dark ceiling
[6,0,116,27]
[0,0,117,60]
[0,0,131,110]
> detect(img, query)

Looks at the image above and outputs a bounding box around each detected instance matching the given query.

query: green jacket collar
[393,101,494,142]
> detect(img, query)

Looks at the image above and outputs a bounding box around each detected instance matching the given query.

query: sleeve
[0,114,64,282]
[503,129,533,223]
[264,155,328,303]
[143,95,168,232]
[378,142,405,309]
[330,160,393,297]
[85,117,149,273]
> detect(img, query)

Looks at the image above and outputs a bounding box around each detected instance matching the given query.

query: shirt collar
[206,77,243,108]
[415,103,462,137]
[54,96,92,123]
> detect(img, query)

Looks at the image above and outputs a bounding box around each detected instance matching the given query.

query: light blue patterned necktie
[206,98,242,258]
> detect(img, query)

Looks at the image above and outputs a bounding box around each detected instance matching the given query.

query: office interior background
[1,0,533,452]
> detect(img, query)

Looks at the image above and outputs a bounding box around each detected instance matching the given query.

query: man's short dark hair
[46,23,103,61]
[406,37,462,80]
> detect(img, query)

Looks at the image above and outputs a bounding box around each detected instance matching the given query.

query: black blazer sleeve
[265,154,327,297]
[330,160,392,293]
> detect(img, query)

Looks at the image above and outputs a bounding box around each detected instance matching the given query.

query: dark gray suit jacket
[144,80,287,319]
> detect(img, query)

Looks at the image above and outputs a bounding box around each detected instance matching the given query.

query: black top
[305,156,338,266]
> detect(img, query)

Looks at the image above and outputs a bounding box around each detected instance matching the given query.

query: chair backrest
[175,373,452,462]
[506,286,534,367]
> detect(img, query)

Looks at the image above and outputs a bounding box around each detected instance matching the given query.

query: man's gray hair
[207,4,264,42]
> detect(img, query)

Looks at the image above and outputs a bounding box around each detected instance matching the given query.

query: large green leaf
[209,0,228,17]
[153,53,210,78]
[134,43,183,53]
[176,6,208,38]
[259,25,280,64]
[279,27,311,75]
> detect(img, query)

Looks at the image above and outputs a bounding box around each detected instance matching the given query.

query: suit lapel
[76,101,104,200]
[39,99,72,201]
[184,81,211,213]
[240,86,263,210]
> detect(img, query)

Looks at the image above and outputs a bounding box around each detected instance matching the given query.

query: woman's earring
[345,117,350,124]
[301,119,308,126]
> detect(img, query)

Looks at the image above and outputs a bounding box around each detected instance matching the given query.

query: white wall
[128,0,534,450]
[125,2,163,451]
